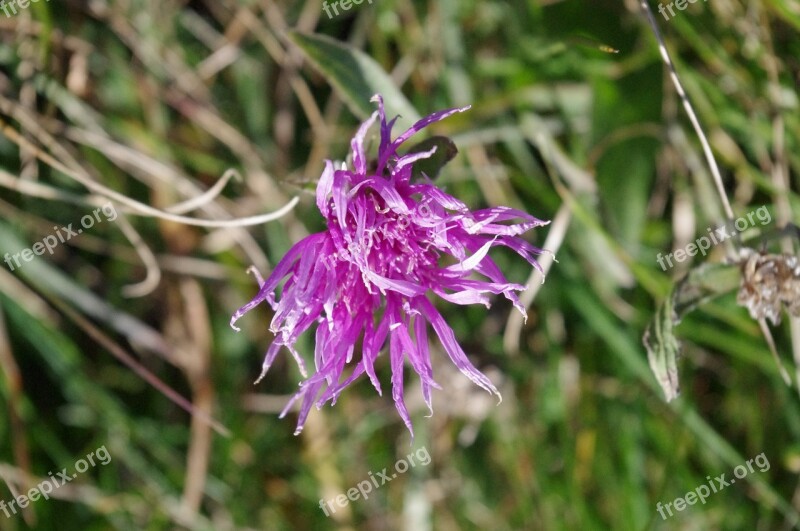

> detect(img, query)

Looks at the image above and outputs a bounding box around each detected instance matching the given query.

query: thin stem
[638,0,735,224]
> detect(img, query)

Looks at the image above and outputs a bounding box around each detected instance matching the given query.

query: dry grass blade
[49,297,230,438]
[0,116,301,228]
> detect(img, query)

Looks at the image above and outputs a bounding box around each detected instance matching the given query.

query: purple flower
[231,95,549,436]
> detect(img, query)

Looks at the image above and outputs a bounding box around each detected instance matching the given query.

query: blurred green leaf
[288,31,420,127]
[644,262,742,401]
[404,135,458,180]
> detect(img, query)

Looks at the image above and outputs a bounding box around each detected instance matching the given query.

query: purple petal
[444,237,496,273]
[389,314,414,437]
[408,184,469,212]
[281,379,326,435]
[431,286,491,307]
[376,105,470,173]
[413,315,438,414]
[362,177,411,214]
[494,236,547,273]
[332,168,351,229]
[255,341,283,383]
[363,315,390,395]
[230,233,324,331]
[471,206,548,225]
[394,145,438,173]
[393,106,471,148]
[418,298,500,398]
[364,269,427,297]
[316,160,335,213]
[370,94,397,156]
[351,111,379,175]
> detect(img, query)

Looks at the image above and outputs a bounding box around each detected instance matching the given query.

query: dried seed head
[736,249,800,325]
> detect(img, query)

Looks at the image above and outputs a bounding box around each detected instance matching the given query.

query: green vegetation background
[0,0,798,529]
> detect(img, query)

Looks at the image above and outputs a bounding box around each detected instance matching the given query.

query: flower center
[329,193,441,282]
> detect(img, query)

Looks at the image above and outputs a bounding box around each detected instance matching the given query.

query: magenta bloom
[231,95,548,436]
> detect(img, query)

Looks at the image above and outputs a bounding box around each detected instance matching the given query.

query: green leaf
[404,135,458,181]
[288,31,420,129]
[672,262,742,316]
[643,262,742,401]
[643,292,681,402]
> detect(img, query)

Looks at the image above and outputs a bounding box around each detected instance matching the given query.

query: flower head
[231,95,549,436]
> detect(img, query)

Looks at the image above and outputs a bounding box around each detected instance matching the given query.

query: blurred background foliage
[0,0,799,529]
